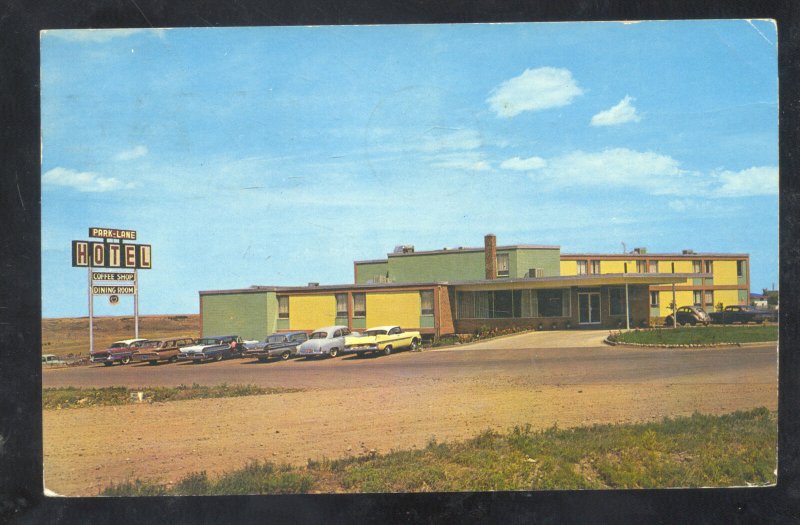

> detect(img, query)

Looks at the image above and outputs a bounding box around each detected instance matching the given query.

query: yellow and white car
[343,325,421,357]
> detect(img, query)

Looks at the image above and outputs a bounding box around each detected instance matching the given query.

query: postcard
[40,20,778,497]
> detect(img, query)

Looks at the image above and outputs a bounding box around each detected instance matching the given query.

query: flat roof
[200,272,705,296]
[561,253,749,259]
[353,244,561,264]
[449,273,706,291]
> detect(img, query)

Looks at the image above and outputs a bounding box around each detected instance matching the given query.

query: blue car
[244,331,309,362]
[178,335,245,363]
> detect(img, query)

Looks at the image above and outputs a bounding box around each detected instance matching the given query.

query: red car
[90,338,149,366]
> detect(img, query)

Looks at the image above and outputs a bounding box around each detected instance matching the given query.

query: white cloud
[532,148,686,193]
[487,67,584,118]
[500,156,547,171]
[42,167,134,192]
[419,128,482,153]
[509,147,777,199]
[590,95,642,126]
[114,145,148,161]
[712,166,778,197]
[428,152,491,171]
[42,29,164,43]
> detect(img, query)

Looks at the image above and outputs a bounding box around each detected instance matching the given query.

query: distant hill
[41,314,199,356]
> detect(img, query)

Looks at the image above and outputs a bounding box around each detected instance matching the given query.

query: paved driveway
[437,329,609,352]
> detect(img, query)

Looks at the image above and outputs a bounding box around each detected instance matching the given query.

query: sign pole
[134,269,139,338]
[624,263,630,330]
[88,265,94,355]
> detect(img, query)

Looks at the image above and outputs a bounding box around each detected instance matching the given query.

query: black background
[1,1,798,523]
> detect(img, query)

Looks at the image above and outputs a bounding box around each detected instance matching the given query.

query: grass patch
[43,383,302,409]
[610,325,778,345]
[101,408,776,494]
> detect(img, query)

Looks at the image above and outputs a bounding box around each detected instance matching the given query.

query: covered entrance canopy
[449,273,699,332]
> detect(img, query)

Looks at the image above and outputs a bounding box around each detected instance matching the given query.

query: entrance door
[578,292,601,325]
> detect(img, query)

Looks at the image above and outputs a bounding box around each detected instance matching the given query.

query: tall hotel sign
[72,228,152,354]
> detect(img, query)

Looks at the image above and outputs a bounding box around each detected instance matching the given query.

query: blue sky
[41,20,778,318]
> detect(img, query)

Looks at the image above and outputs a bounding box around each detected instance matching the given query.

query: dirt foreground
[43,333,778,495]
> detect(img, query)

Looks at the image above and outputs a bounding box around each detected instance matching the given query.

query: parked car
[41,354,66,367]
[297,326,353,358]
[343,325,422,357]
[709,305,766,325]
[132,337,196,365]
[178,335,245,363]
[664,306,711,327]
[90,338,149,366]
[244,331,309,362]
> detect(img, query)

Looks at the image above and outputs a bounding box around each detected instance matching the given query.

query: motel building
[199,235,750,341]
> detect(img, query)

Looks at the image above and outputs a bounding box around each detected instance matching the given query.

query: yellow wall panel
[714,260,738,285]
[365,292,421,329]
[655,259,693,285]
[601,260,628,273]
[288,295,337,331]
[560,260,577,276]
[714,290,741,308]
[656,290,694,316]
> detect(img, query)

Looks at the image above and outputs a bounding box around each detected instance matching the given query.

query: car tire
[121,356,131,365]
[689,320,696,326]
[410,339,419,351]
[281,351,290,360]
[329,348,339,358]
[149,360,158,365]
[103,361,113,367]
[215,354,223,362]
[356,351,365,358]
[169,356,178,364]
[258,357,268,363]
[383,345,392,356]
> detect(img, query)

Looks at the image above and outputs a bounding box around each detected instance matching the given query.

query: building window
[737,260,745,277]
[692,260,702,273]
[456,289,568,319]
[335,294,348,317]
[520,289,537,317]
[496,253,510,277]
[650,291,659,307]
[352,293,366,318]
[704,260,713,274]
[577,260,588,275]
[636,260,647,273]
[591,260,601,274]
[704,290,713,307]
[648,260,658,273]
[278,296,289,319]
[420,290,434,315]
[693,290,702,306]
[609,288,626,316]
[537,289,565,318]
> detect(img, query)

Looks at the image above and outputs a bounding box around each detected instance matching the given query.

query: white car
[297,326,353,358]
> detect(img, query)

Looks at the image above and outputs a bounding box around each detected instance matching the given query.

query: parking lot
[43,331,778,495]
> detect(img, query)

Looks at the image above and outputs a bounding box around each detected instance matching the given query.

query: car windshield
[365,330,388,336]
[309,331,328,339]
[139,341,160,349]
[197,338,222,345]
[268,335,286,343]
[109,342,128,348]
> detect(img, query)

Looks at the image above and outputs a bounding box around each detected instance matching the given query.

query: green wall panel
[389,251,486,282]
[419,315,435,328]
[352,318,366,329]
[358,247,562,284]
[202,291,276,340]
[355,261,390,284]
[512,248,562,278]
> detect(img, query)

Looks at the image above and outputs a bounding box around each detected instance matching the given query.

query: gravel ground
[42,331,778,495]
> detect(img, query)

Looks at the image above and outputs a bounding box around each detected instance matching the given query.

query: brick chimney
[485,234,497,280]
